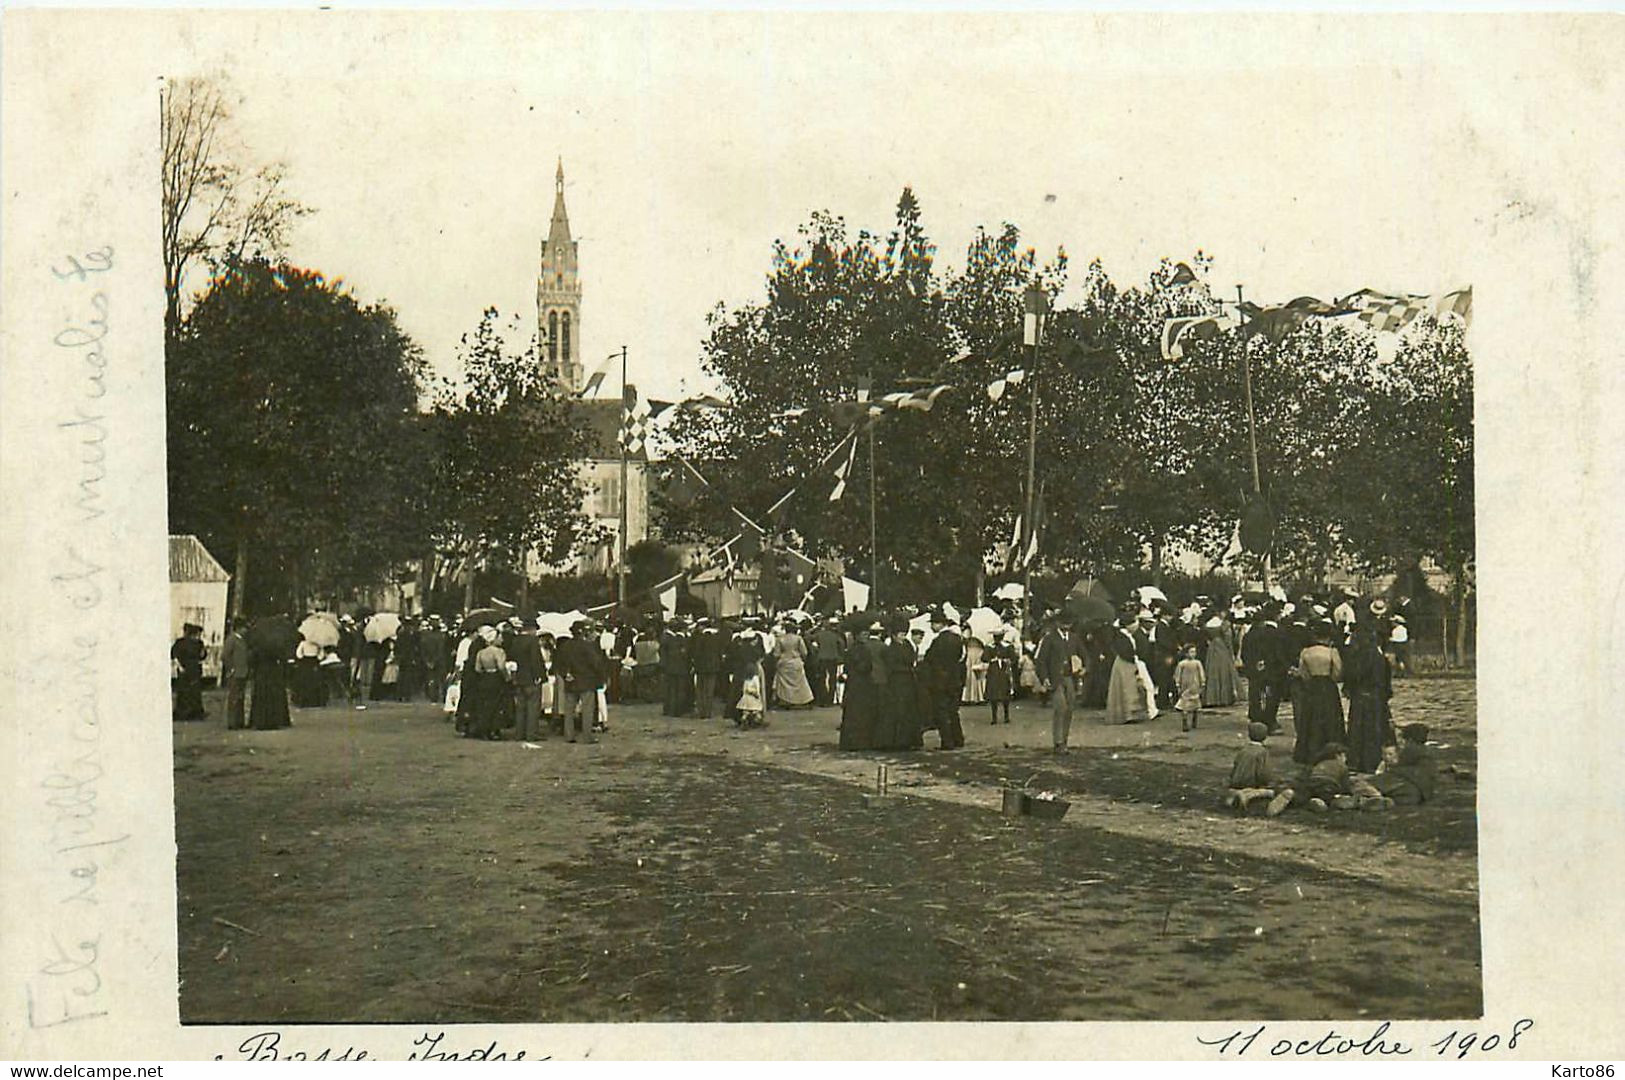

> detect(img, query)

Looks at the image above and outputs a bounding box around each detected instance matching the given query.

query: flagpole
[867,382,878,610]
[1020,285,1046,639]
[618,344,629,608]
[1236,285,1269,593]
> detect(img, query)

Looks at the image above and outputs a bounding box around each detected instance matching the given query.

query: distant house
[169,534,231,679]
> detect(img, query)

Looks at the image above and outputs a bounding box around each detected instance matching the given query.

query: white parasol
[991,582,1024,601]
[363,612,401,643]
[298,614,341,648]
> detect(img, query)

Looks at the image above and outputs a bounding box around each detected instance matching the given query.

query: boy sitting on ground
[1306,741,1392,811]
[1371,723,1438,805]
[1225,722,1295,817]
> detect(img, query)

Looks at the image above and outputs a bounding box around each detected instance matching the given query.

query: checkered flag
[1344,287,1473,334]
[620,385,651,455]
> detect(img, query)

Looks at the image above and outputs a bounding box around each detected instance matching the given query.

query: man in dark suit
[553,621,607,743]
[923,610,967,750]
[689,617,724,719]
[809,617,846,706]
[508,620,546,741]
[1035,613,1079,750]
[659,618,693,718]
[1240,606,1289,733]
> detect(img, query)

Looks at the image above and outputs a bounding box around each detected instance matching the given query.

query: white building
[169,534,230,678]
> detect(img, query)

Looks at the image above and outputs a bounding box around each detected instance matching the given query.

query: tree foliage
[167,260,432,612]
[666,192,1475,604]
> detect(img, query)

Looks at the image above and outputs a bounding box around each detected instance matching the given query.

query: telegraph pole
[1237,285,1270,593]
[1020,284,1047,638]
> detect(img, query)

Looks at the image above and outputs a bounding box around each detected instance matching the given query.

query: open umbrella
[364,612,402,643]
[298,614,341,648]
[965,606,1005,643]
[245,614,300,658]
[991,582,1024,602]
[460,607,507,633]
[1134,584,1168,606]
[1066,578,1117,626]
[537,610,585,638]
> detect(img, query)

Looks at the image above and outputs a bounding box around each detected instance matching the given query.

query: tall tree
[423,310,599,610]
[160,76,309,338]
[167,260,432,614]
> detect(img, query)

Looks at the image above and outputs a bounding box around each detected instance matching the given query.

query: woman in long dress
[1079,623,1113,707]
[290,638,326,707]
[879,618,924,750]
[1103,616,1152,724]
[1341,623,1393,773]
[839,624,885,750]
[1291,622,1346,765]
[1201,616,1243,707]
[772,625,816,708]
[248,620,294,731]
[171,624,208,722]
[962,634,986,704]
[465,626,509,740]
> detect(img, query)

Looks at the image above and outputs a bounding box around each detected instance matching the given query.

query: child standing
[1175,643,1206,731]
[1225,722,1295,816]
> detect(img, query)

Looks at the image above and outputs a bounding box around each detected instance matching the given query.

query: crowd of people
[172,584,1435,817]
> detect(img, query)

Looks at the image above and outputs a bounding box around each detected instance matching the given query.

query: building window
[547,311,558,363]
[561,312,572,364]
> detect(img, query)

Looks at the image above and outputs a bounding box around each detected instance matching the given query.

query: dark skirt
[466,670,507,738]
[290,657,327,707]
[1080,654,1111,708]
[1292,676,1345,765]
[839,680,879,750]
[172,671,207,722]
[1345,692,1392,773]
[879,675,924,750]
[1202,638,1242,707]
[249,660,292,730]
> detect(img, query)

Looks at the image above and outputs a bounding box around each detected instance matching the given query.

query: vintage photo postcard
[3,7,1623,1063]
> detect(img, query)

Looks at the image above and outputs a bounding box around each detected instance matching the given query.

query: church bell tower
[537,157,582,390]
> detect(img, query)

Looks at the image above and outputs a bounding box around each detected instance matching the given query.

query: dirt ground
[174,678,1480,1023]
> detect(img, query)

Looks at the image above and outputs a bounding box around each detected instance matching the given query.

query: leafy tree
[167,260,431,614]
[423,309,598,610]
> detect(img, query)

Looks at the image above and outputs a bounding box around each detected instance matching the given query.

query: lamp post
[1020,282,1047,638]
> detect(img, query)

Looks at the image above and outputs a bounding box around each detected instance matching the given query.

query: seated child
[1371,723,1437,805]
[736,672,766,730]
[1225,722,1295,817]
[1306,741,1391,811]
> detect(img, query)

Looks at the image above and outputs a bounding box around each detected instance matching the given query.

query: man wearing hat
[923,609,967,750]
[809,616,846,707]
[689,616,724,719]
[419,616,450,705]
[554,618,607,743]
[1035,612,1079,750]
[1239,604,1290,733]
[508,616,546,740]
[660,617,693,718]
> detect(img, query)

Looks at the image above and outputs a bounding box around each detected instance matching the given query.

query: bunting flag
[986,368,1026,400]
[828,432,858,501]
[578,353,617,398]
[1160,313,1239,360]
[1341,287,1473,334]
[842,576,871,612]
[1006,513,1022,570]
[648,394,729,416]
[1240,297,1359,343]
[619,385,651,455]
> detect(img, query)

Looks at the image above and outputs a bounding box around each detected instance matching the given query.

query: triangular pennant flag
[829,434,858,501]
[987,368,1026,401]
[578,353,617,398]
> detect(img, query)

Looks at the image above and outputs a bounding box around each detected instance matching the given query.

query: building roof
[169,534,231,584]
[570,398,648,462]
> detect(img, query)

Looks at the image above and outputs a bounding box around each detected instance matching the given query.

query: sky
[192,13,1514,405]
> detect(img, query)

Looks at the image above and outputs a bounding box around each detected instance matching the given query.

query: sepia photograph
[160,16,1481,1026]
[6,7,1623,1064]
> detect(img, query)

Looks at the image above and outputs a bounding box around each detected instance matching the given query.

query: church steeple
[538,158,582,389]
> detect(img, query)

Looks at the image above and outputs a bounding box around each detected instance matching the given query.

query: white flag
[842,577,870,613]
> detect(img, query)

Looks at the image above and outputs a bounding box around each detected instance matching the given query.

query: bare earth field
[174,678,1480,1024]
